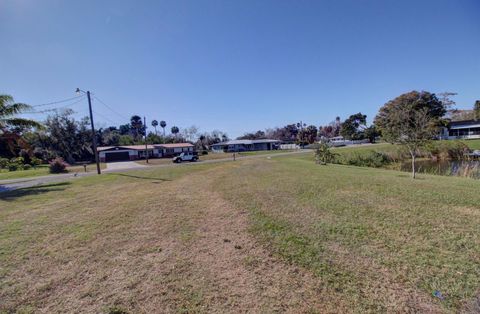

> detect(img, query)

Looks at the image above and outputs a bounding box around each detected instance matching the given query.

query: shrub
[315,142,336,165]
[335,151,391,168]
[0,158,8,169]
[425,141,469,160]
[49,157,69,173]
[7,162,20,171]
[30,156,43,167]
[23,164,32,170]
[201,150,209,155]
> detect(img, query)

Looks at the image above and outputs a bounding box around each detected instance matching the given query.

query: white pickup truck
[172,152,199,163]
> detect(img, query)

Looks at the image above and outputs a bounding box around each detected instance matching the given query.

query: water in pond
[395,159,480,179]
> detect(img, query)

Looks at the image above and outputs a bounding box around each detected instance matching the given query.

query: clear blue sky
[1,0,479,138]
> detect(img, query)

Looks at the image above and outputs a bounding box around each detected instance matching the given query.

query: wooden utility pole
[144,116,149,164]
[86,91,101,174]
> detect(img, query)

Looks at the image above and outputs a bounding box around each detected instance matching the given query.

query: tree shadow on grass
[0,182,71,201]
[110,173,172,182]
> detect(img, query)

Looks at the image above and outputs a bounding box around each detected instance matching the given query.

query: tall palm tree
[130,115,143,141]
[160,120,167,137]
[171,126,179,138]
[0,94,41,153]
[151,119,159,135]
[0,95,41,130]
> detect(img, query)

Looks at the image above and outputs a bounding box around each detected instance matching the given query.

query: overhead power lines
[23,95,86,114]
[31,95,85,108]
[92,95,129,120]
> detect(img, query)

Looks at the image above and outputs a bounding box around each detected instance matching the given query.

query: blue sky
[1,0,479,138]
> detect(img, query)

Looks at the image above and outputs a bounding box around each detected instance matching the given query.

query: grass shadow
[0,182,71,201]
[110,173,172,182]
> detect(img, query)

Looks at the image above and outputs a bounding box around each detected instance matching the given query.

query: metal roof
[211,139,281,146]
[449,120,480,129]
[97,143,193,151]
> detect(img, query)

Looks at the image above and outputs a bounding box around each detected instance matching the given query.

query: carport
[104,151,130,162]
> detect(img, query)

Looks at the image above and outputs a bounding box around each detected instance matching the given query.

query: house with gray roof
[210,139,280,153]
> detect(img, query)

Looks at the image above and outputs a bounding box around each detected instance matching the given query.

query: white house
[98,143,194,162]
[210,139,280,153]
[442,120,480,140]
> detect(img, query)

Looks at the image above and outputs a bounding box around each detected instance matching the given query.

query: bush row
[0,157,43,172]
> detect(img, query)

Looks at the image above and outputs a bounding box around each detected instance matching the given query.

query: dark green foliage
[334,151,391,168]
[49,157,68,173]
[297,125,318,145]
[340,112,367,140]
[364,125,379,143]
[474,100,480,120]
[0,157,8,168]
[170,126,180,136]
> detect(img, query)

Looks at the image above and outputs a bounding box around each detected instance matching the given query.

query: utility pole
[86,91,101,174]
[144,116,149,164]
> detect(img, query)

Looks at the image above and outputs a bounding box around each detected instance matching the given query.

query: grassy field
[135,149,295,166]
[0,163,106,181]
[1,155,479,313]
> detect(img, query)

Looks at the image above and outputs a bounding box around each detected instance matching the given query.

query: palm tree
[160,120,167,137]
[1,94,41,153]
[130,115,143,141]
[171,126,179,138]
[151,120,159,135]
[0,95,41,130]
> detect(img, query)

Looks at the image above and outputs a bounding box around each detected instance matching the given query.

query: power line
[92,109,122,126]
[31,95,85,108]
[92,95,129,120]
[23,96,86,114]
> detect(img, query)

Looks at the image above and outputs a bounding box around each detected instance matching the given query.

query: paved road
[105,161,147,171]
[0,150,311,193]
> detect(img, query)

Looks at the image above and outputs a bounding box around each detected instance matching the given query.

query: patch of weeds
[104,305,129,314]
[243,255,261,269]
[177,285,206,314]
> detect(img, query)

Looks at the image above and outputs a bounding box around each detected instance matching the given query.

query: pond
[395,159,480,179]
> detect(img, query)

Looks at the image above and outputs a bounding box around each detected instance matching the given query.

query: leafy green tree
[364,125,379,143]
[474,100,480,120]
[297,125,318,144]
[375,91,446,178]
[119,124,131,135]
[340,112,367,140]
[27,110,93,163]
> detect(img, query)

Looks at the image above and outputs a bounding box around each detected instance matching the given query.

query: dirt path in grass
[170,177,351,313]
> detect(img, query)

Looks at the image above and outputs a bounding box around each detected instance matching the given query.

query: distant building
[210,139,280,153]
[440,120,480,140]
[98,143,194,162]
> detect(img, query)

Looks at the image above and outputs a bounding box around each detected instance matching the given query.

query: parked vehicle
[172,152,198,163]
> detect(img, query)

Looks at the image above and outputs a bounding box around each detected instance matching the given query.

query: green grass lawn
[1,155,478,312]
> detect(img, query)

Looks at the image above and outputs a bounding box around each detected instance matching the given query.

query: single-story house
[440,120,480,140]
[210,139,280,153]
[98,143,194,162]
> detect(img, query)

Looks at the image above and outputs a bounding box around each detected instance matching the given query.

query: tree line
[0,99,230,164]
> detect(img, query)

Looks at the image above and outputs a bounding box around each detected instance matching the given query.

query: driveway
[104,161,147,172]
